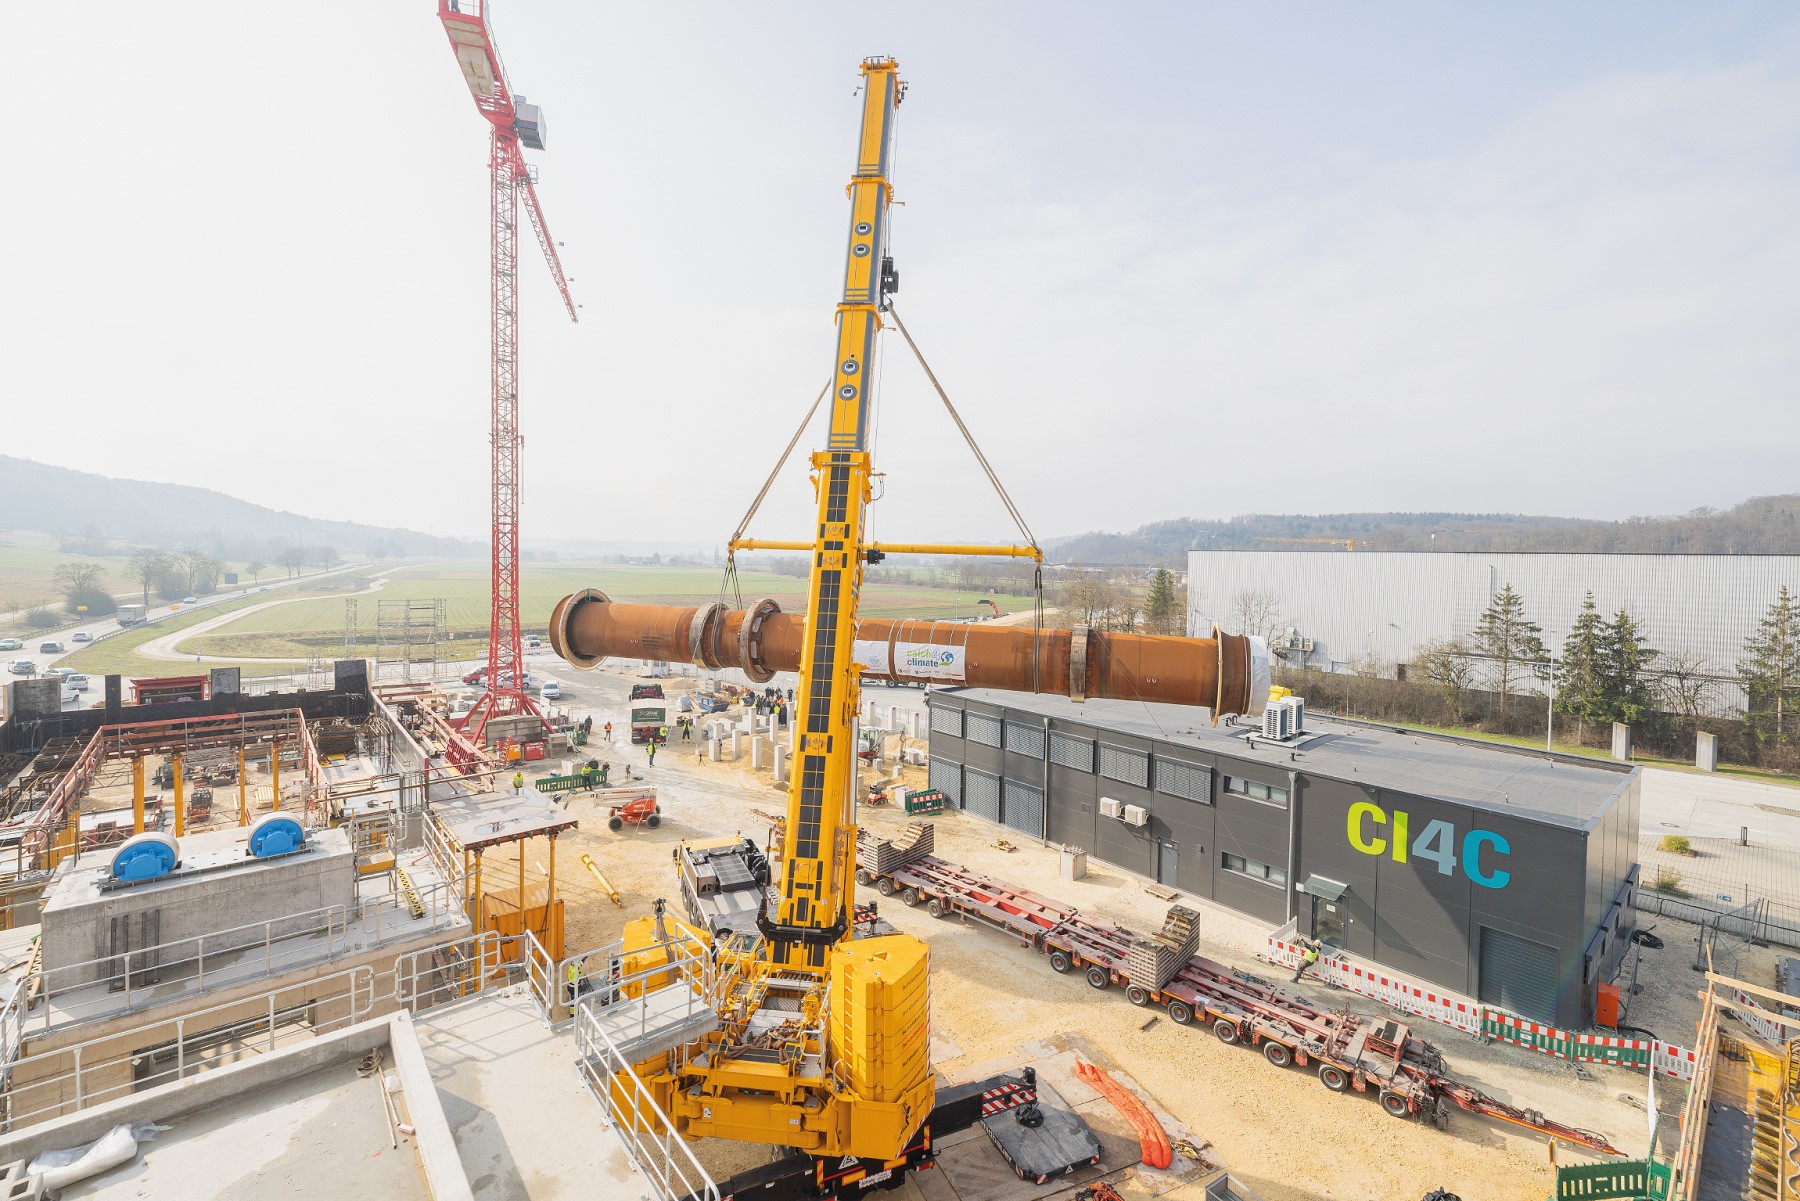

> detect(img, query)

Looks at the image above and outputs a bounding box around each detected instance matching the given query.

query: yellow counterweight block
[828,933,935,1158]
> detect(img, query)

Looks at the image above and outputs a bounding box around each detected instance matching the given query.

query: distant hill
[1049,495,1800,567]
[0,455,479,561]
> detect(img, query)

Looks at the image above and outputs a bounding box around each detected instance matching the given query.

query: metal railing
[3,964,377,1132]
[575,989,718,1201]
[393,930,521,1012]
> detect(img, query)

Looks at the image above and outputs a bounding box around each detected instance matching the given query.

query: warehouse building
[925,687,1640,1028]
[1187,550,1800,715]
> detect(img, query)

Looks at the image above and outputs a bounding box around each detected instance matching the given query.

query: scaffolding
[343,597,359,660]
[376,598,448,684]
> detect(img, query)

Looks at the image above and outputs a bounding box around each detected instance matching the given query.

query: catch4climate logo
[1347,801,1511,889]
[900,647,957,670]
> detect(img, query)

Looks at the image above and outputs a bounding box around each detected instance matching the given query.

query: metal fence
[1636,888,1800,951]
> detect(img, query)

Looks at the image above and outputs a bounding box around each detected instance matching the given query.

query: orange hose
[1073,1060,1172,1169]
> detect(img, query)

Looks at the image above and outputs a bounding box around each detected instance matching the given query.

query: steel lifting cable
[719,379,834,608]
[886,304,1047,689]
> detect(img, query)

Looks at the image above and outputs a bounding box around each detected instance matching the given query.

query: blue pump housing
[248,815,306,859]
[111,833,179,883]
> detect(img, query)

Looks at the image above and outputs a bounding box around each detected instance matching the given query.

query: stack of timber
[1129,905,1202,991]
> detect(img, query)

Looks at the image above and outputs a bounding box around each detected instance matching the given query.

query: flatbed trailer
[857,845,1619,1156]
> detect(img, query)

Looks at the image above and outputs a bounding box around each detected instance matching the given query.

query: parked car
[526,635,542,649]
[71,631,92,643]
[539,678,561,700]
[7,660,35,676]
[66,673,89,691]
[45,666,74,680]
[61,683,81,705]
[39,641,65,654]
[0,638,21,652]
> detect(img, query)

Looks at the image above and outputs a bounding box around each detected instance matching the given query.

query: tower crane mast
[436,0,577,743]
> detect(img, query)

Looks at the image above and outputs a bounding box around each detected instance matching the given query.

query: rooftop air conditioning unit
[1261,697,1306,741]
[1121,804,1148,828]
[1098,797,1123,820]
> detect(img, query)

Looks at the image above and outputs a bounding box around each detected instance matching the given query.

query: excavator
[550,56,1267,1199]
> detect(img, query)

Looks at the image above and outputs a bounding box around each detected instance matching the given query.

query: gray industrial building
[925,687,1640,1028]
[1187,550,1800,716]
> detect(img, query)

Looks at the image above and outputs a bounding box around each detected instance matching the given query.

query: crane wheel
[1213,1018,1241,1045]
[1126,985,1151,1007]
[1049,950,1073,974]
[1167,999,1194,1025]
[876,877,895,897]
[608,816,624,831]
[1085,966,1109,990]
[927,898,947,918]
[1318,1064,1349,1092]
[1262,1041,1293,1068]
[902,887,922,906]
[647,814,661,828]
[1379,1090,1411,1118]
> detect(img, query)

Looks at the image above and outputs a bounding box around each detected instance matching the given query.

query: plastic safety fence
[1553,1159,1671,1200]
[1266,930,1698,1081]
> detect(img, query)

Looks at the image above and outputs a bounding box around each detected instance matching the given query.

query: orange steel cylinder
[549,589,1268,717]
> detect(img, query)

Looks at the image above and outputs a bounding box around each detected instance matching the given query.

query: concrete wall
[927,693,1624,1028]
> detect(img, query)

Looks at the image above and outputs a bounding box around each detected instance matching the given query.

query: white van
[539,678,561,700]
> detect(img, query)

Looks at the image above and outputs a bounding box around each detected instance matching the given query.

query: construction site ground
[472,660,1677,1201]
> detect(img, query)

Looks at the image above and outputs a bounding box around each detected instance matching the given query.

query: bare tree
[1658,648,1712,731]
[1229,588,1285,645]
[1413,637,1478,723]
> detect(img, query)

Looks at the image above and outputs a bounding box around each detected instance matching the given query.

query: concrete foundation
[773,745,789,784]
[40,827,356,989]
[1697,731,1719,772]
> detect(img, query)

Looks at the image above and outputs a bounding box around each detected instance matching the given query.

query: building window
[1005,721,1045,757]
[1223,775,1289,808]
[929,707,963,737]
[1098,745,1149,788]
[1221,851,1287,887]
[1049,732,1094,772]
[1156,759,1212,804]
[966,713,1002,748]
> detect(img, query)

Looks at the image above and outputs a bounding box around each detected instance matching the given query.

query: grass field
[70,561,1033,675]
[55,589,336,678]
[0,535,272,637]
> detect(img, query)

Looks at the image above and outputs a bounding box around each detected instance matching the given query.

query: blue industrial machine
[110,832,180,884]
[247,814,306,859]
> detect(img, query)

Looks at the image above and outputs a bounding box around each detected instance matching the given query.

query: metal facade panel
[1478,926,1560,1024]
[1156,759,1213,803]
[965,770,1000,822]
[1098,744,1149,788]
[1005,721,1045,758]
[929,758,962,807]
[1189,549,1800,713]
[966,712,1002,748]
[1050,731,1094,772]
[1003,779,1045,839]
[930,706,963,737]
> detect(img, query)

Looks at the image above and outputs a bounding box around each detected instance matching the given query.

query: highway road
[0,564,368,709]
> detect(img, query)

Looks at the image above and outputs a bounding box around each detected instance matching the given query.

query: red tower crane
[436,1,577,744]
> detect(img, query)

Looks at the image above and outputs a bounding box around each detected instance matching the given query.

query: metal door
[1157,840,1178,887]
[1478,926,1559,1024]
[1003,780,1045,840]
[1311,897,1345,949]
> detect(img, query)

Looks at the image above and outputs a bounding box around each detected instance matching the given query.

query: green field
[0,536,273,637]
[75,561,1026,675]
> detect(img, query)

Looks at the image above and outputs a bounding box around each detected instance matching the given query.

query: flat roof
[932,688,1634,830]
[430,790,578,851]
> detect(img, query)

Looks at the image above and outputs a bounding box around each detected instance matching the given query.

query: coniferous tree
[1556,592,1608,731]
[1599,608,1660,727]
[1741,586,1800,745]
[1473,583,1543,714]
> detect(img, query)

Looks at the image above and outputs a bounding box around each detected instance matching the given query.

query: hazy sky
[10,3,1798,547]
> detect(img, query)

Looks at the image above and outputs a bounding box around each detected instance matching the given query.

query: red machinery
[435,2,578,745]
[604,789,661,832]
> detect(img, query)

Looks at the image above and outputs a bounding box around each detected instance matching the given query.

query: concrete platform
[413,985,649,1201]
[980,1076,1101,1186]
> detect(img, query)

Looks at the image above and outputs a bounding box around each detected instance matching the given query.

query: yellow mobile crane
[558,55,1268,1200]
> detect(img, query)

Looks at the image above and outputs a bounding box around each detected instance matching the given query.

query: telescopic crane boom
[554,54,1269,1191]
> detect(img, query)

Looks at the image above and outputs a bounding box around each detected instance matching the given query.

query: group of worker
[749,690,791,727]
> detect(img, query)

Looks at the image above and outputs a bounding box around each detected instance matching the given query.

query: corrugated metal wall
[1188,551,1800,713]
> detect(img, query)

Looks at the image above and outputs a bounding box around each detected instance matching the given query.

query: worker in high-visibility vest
[1292,939,1321,984]
[565,958,581,1004]
[512,771,525,796]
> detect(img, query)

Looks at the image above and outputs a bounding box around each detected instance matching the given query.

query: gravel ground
[488,663,1670,1201]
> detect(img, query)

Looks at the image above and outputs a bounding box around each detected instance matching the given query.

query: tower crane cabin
[551,56,1269,1197]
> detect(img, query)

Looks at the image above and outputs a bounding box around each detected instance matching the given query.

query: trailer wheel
[1379,1090,1411,1118]
[1167,999,1194,1025]
[856,869,874,884]
[608,816,624,831]
[1262,1041,1293,1068]
[647,814,661,828]
[902,887,922,907]
[1318,1064,1349,1092]
[1213,1018,1241,1045]
[1049,950,1072,974]
[1126,985,1151,1007]
[927,898,947,918]
[1085,966,1109,991]
[876,877,895,897]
